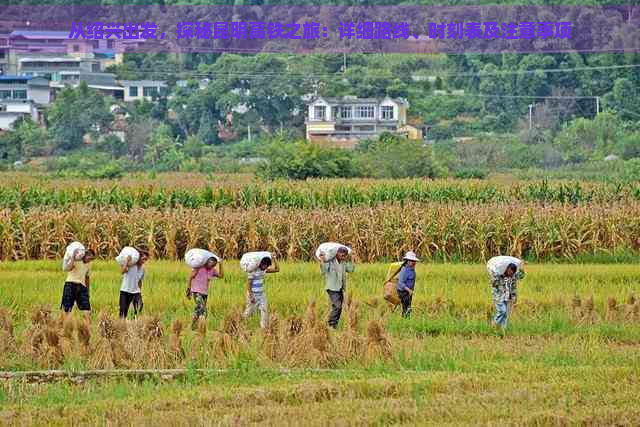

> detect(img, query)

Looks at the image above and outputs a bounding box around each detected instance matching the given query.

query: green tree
[603,78,640,121]
[47,82,113,151]
[12,117,49,158]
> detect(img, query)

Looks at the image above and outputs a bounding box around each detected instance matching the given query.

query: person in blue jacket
[396,251,420,318]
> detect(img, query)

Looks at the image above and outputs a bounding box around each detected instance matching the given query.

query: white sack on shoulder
[62,241,85,271]
[240,251,272,273]
[487,256,523,277]
[116,247,140,267]
[185,248,220,269]
[315,242,352,262]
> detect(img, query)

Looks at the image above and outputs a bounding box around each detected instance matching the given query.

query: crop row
[1,202,639,262]
[1,179,639,210]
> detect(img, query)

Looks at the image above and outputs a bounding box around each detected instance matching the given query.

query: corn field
[2,202,640,262]
[2,175,640,210]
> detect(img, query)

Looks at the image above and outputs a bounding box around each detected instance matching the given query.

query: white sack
[240,251,272,273]
[62,241,85,271]
[116,247,140,268]
[315,242,352,262]
[185,248,220,269]
[487,256,523,277]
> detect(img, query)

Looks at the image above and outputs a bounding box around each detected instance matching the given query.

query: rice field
[2,173,640,425]
[1,261,640,424]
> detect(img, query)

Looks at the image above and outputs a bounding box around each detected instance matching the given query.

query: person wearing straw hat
[396,251,420,318]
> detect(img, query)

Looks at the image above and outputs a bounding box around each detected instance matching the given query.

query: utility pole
[596,97,600,115]
[528,104,533,130]
[247,125,251,142]
[343,52,347,74]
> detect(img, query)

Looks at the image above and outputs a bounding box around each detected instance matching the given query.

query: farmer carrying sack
[383,261,404,306]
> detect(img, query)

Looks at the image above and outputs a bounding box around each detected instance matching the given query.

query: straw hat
[403,251,420,262]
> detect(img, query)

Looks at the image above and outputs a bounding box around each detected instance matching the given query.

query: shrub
[258,140,360,180]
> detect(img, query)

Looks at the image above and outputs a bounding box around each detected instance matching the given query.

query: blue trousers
[494,300,512,328]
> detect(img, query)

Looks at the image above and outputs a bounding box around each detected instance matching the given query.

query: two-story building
[305,96,422,148]
[120,80,168,102]
[0,75,51,105]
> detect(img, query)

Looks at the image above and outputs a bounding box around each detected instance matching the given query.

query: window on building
[92,40,100,49]
[143,86,158,97]
[381,106,394,120]
[340,106,352,119]
[0,90,11,99]
[159,86,168,96]
[91,63,100,72]
[314,105,326,121]
[73,44,80,52]
[355,105,374,119]
[13,90,27,100]
[356,125,375,131]
[0,52,5,59]
[129,86,138,97]
[107,40,115,49]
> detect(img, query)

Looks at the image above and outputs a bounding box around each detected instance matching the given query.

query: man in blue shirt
[396,251,420,318]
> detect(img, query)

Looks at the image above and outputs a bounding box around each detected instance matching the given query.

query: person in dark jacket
[396,251,420,318]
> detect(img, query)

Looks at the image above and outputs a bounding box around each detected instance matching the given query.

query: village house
[305,96,424,148]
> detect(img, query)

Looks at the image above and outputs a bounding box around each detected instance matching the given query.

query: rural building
[0,33,9,75]
[0,100,39,130]
[120,80,168,102]
[305,96,423,148]
[50,72,125,100]
[5,29,144,75]
[0,75,51,105]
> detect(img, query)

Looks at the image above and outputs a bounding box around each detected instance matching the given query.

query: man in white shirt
[243,256,279,329]
[119,251,148,319]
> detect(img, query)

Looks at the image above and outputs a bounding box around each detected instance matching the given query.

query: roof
[20,57,83,62]
[11,30,70,39]
[119,80,167,86]
[0,75,32,81]
[309,96,410,106]
[87,85,124,91]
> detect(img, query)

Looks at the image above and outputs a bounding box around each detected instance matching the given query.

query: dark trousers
[326,290,344,328]
[397,289,413,317]
[119,291,143,319]
[61,282,91,312]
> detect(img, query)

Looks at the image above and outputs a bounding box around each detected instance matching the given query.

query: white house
[120,80,168,102]
[305,96,422,148]
[0,100,39,130]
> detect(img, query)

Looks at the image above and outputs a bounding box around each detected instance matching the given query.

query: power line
[106,62,640,80]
